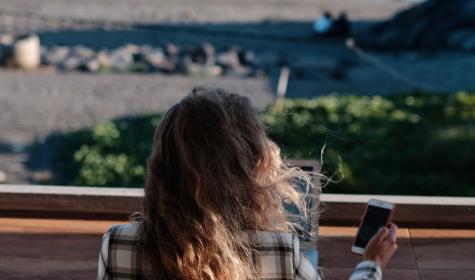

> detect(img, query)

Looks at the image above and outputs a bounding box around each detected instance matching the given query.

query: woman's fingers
[364,224,399,268]
[373,226,390,243]
[387,223,398,243]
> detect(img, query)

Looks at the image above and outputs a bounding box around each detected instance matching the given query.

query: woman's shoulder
[246,230,300,251]
[99,222,151,279]
[104,226,299,248]
[104,222,142,241]
[246,231,317,279]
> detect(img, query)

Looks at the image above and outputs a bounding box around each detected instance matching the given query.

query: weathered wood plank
[320,194,475,228]
[1,185,475,228]
[2,219,475,279]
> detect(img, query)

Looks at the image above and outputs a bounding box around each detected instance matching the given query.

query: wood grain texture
[2,220,474,279]
[2,185,475,228]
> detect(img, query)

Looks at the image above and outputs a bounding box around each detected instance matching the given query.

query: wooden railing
[1,185,474,228]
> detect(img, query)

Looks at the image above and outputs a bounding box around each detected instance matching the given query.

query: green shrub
[54,92,475,196]
[54,114,161,187]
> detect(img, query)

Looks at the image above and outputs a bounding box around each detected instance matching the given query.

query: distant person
[97,87,398,279]
[332,12,350,37]
[313,11,350,38]
[313,11,334,35]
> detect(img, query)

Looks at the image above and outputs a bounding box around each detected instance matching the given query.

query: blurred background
[0,0,474,196]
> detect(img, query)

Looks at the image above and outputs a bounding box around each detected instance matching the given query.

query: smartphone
[351,199,395,255]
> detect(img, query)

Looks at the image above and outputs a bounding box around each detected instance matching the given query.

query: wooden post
[273,66,290,113]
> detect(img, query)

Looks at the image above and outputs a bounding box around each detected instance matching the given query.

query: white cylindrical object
[277,66,290,98]
[14,34,41,70]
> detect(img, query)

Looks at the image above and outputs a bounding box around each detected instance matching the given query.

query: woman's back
[98,223,318,280]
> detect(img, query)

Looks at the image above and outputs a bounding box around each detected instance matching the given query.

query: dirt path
[0,0,411,27]
[0,71,273,183]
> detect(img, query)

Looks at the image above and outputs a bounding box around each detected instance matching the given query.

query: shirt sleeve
[348,260,382,280]
[295,254,321,280]
[293,236,321,280]
[97,229,111,280]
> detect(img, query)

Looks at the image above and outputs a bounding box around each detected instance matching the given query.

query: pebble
[61,56,82,71]
[201,42,215,65]
[83,58,101,73]
[142,49,166,68]
[31,170,53,184]
[72,46,95,59]
[0,171,6,183]
[238,49,257,66]
[217,47,241,70]
[43,46,70,65]
[0,33,15,45]
[96,50,111,67]
[109,47,134,72]
[164,42,178,58]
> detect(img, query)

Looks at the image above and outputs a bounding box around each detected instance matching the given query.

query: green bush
[54,114,161,187]
[54,92,475,196]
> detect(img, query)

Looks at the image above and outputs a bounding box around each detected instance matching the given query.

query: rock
[159,61,177,73]
[217,47,241,70]
[110,55,132,72]
[141,47,166,69]
[82,58,101,72]
[0,43,14,66]
[4,40,261,75]
[238,49,257,66]
[31,170,53,184]
[205,65,223,76]
[72,46,95,60]
[122,44,140,55]
[96,50,111,67]
[43,46,70,65]
[0,33,15,45]
[52,46,96,71]
[130,61,152,72]
[0,170,6,183]
[181,54,221,76]
[201,42,215,65]
[164,42,178,58]
[60,56,82,71]
[179,55,193,73]
[13,33,41,70]
[189,45,207,65]
[138,45,154,53]
[131,52,146,64]
[109,46,135,72]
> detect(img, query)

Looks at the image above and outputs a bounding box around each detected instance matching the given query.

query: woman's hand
[363,222,398,268]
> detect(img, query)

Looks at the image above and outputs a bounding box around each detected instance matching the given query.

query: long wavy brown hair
[140,87,314,279]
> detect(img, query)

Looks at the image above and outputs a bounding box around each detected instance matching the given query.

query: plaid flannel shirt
[98,223,382,280]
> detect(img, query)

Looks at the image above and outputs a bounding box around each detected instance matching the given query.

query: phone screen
[354,205,391,248]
